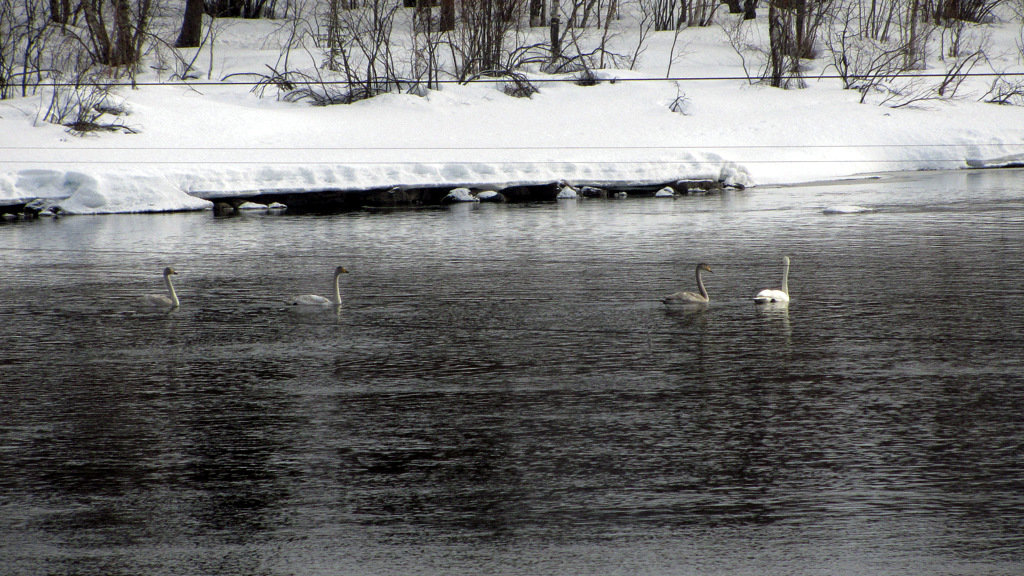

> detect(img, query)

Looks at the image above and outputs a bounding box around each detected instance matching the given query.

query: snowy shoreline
[3,143,1023,217]
[3,10,1024,216]
[3,161,1021,219]
[4,74,1022,216]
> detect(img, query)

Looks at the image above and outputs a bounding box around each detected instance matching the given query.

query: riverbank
[2,12,1024,216]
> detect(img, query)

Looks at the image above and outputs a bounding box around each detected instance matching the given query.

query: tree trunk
[743,0,757,19]
[80,0,147,66]
[81,1,114,64]
[113,0,136,65]
[415,0,430,32]
[530,0,545,27]
[550,0,561,66]
[176,0,205,47]
[49,0,71,24]
[440,0,455,31]
[906,0,924,70]
[767,1,784,86]
[794,0,805,57]
[724,0,743,14]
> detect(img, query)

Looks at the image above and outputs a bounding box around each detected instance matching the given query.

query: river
[1,169,1022,575]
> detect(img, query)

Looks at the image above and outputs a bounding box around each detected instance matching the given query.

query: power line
[17,71,1024,88]
[0,159,1010,165]
[1,143,1021,152]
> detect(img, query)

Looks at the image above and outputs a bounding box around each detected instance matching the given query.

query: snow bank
[2,14,1023,214]
[9,169,210,214]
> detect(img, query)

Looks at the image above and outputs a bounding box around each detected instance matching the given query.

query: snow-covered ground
[2,9,1023,214]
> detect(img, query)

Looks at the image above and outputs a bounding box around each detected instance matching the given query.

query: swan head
[696,263,712,273]
[783,256,790,265]
[163,267,177,277]
[334,266,349,276]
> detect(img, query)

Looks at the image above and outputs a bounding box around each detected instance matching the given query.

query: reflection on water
[1,170,1023,576]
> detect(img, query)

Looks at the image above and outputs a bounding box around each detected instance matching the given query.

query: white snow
[556,184,579,199]
[443,187,480,203]
[2,10,1023,214]
[237,201,269,210]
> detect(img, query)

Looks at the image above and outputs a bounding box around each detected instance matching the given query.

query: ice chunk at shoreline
[443,187,479,203]
[556,184,578,199]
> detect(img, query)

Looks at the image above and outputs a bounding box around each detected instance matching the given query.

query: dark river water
[1,169,1022,575]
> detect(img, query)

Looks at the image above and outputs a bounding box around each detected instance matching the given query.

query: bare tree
[80,0,154,67]
[2,0,55,98]
[744,0,758,19]
[722,11,765,83]
[765,0,835,87]
[931,0,1008,24]
[530,0,546,26]
[447,0,523,78]
[205,0,276,18]
[177,0,206,47]
[550,0,562,65]
[638,0,678,31]
[317,0,402,102]
[49,0,72,25]
[440,0,455,30]
[825,6,911,100]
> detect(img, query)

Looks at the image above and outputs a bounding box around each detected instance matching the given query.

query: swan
[754,256,790,304]
[143,267,179,308]
[290,266,348,306]
[663,263,712,305]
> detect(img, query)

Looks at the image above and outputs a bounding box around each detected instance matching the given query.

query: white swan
[290,266,348,306]
[143,267,180,308]
[754,256,790,304]
[663,263,712,305]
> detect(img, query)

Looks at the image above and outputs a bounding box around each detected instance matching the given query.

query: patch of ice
[823,205,874,214]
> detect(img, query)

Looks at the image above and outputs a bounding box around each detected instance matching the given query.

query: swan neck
[696,268,708,300]
[165,274,179,307]
[333,272,342,305]
[781,260,790,295]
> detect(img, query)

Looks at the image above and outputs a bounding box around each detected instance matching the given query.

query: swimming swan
[143,267,180,308]
[754,256,790,304]
[290,266,349,306]
[663,263,712,305]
